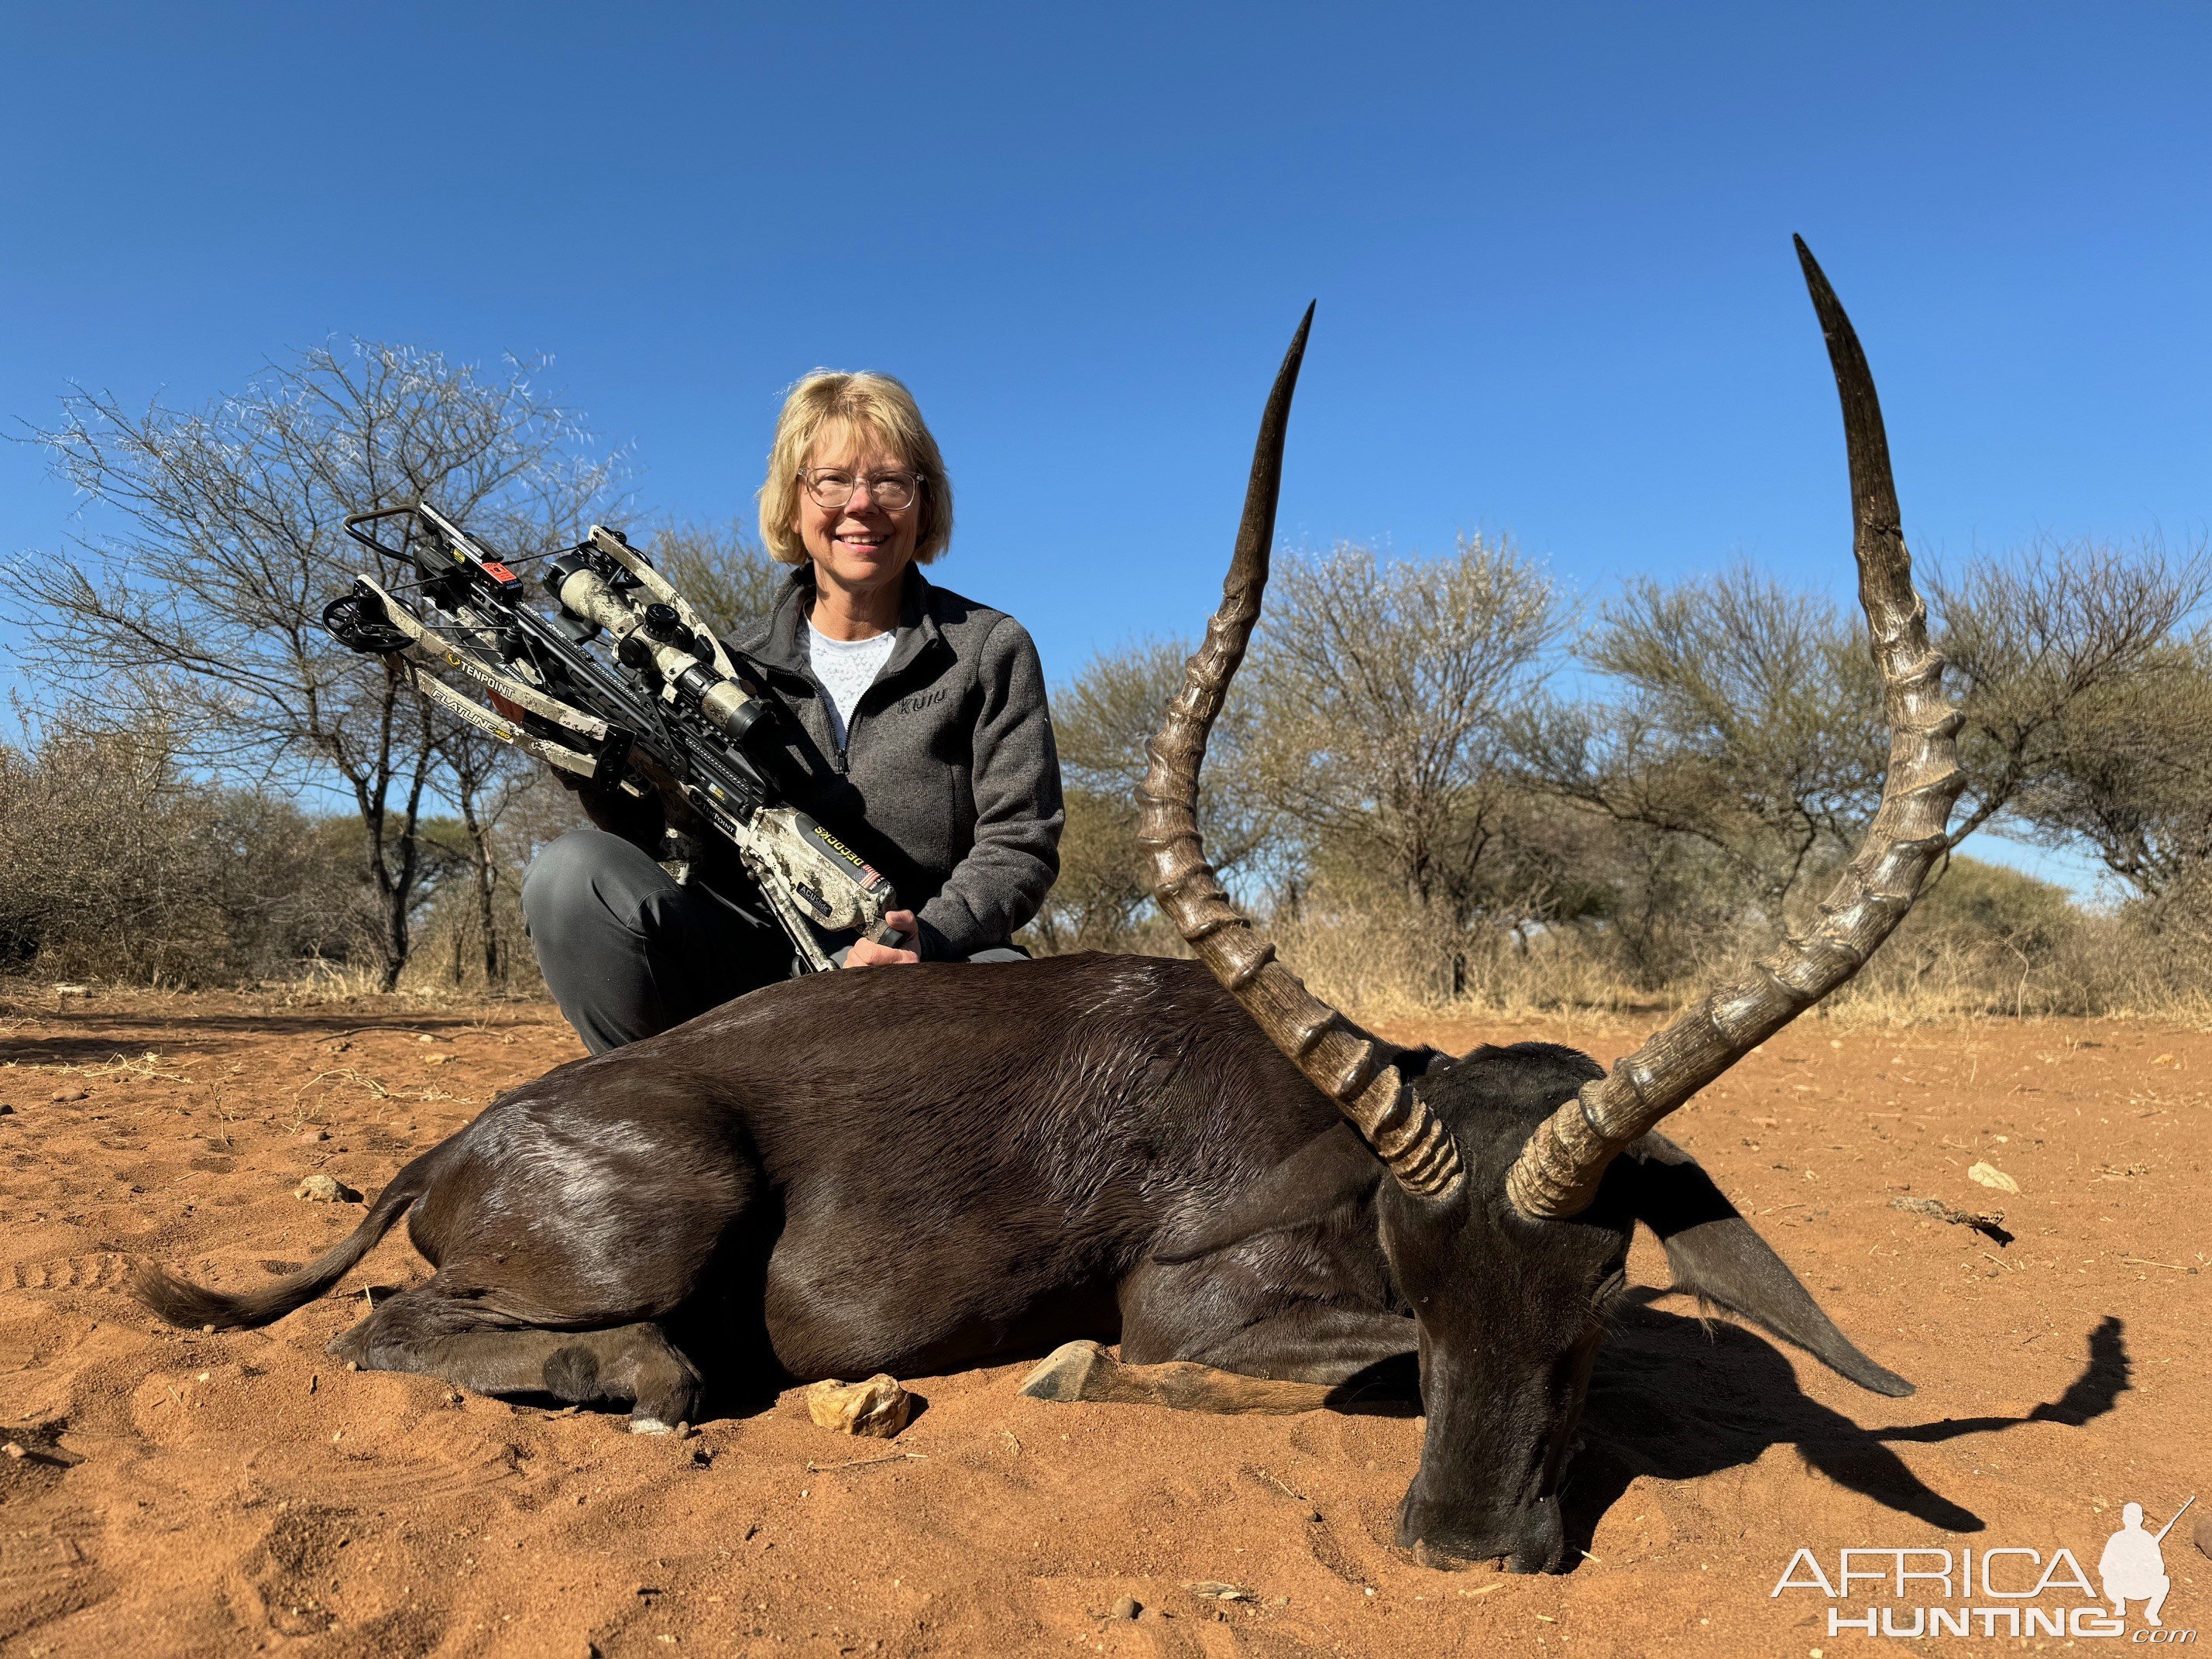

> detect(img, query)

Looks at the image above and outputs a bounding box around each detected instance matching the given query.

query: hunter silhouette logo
[2101,1498,2192,1628]
[1771,1495,2197,1640]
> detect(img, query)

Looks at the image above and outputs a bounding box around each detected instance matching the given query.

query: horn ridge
[1138,304,1466,1200]
[1505,239,1968,1220]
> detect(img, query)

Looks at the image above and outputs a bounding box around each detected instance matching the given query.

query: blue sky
[4,2,2206,895]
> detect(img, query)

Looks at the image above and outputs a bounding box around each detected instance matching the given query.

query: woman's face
[795,422,922,597]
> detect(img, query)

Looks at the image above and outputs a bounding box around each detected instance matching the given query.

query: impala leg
[1018,1342,1340,1413]
[1022,1307,1417,1414]
[537,1323,705,1432]
[328,1289,703,1432]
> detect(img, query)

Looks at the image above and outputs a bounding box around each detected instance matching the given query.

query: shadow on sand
[1564,1299,2130,1558]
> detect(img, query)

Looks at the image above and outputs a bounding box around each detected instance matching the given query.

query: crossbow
[323,503,903,973]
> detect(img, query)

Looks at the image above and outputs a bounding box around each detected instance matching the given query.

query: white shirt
[806,620,898,749]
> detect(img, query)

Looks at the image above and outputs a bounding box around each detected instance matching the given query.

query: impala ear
[1153,1122,1380,1264]
[1621,1133,1914,1397]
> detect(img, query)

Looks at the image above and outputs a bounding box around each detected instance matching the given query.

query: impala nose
[1397,1489,1565,1575]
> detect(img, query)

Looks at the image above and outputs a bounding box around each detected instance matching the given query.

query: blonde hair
[757,370,953,566]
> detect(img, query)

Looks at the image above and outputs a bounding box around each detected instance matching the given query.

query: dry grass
[1269,898,2212,1033]
[15,869,2212,1038]
[0,974,535,1034]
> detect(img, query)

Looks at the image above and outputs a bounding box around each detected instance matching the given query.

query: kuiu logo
[1771,1496,2196,1642]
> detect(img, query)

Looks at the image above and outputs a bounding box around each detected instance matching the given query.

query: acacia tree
[646,517,790,633]
[1035,637,1276,952]
[1032,541,1561,957]
[9,342,621,988]
[1932,537,2212,858]
[433,716,531,988]
[1249,537,1561,925]
[1519,538,2212,959]
[1519,564,1887,926]
[2003,636,2212,899]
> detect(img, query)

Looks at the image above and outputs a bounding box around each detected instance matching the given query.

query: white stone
[805,1375,913,1438]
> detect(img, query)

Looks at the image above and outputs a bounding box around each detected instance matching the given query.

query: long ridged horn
[1137,305,1465,1200]
[1505,239,1968,1220]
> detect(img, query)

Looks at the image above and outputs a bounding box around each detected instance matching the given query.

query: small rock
[1183,1581,1258,1602]
[805,1375,913,1438]
[0,1104,15,1115]
[294,1173,359,1203]
[1966,1162,2020,1194]
[418,1035,436,1045]
[1018,1339,1108,1402]
[299,1127,329,1142]
[3,1442,25,1460]
[1110,1596,1141,1621]
[50,1089,87,1104]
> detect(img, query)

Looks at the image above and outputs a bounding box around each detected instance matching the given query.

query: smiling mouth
[835,531,888,549]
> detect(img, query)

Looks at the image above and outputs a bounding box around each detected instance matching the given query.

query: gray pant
[521,828,1025,1053]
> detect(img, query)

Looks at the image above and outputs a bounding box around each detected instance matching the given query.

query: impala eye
[1591,1266,1628,1319]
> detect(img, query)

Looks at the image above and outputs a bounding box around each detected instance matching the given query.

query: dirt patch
[1,990,2205,1654]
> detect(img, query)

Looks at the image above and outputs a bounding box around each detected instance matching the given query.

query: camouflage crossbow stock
[324,503,904,974]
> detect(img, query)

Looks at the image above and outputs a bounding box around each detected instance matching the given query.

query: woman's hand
[846,910,922,969]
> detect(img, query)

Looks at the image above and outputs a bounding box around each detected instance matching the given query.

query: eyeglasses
[801,469,922,512]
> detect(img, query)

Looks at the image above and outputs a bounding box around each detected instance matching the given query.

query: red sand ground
[0,984,2205,1656]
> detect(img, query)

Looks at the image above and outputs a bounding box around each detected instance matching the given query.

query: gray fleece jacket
[728,565,1064,960]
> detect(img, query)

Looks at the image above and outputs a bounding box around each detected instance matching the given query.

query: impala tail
[131,1145,447,1331]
